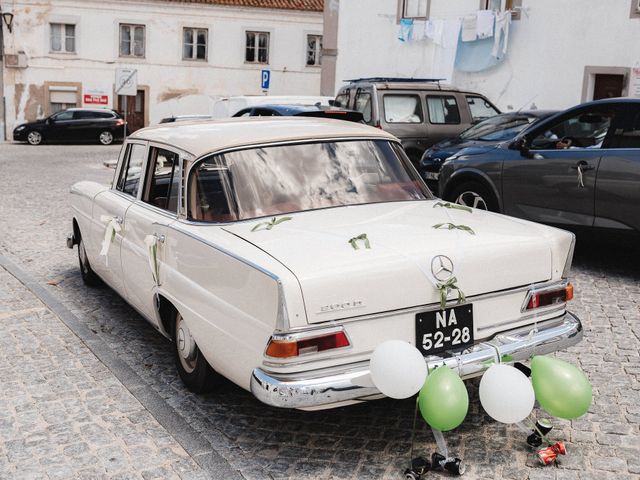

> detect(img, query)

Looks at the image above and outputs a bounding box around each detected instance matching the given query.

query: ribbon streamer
[251,216,292,232]
[433,201,472,214]
[99,215,122,267]
[143,235,160,286]
[436,276,465,310]
[348,233,371,250]
[432,223,475,235]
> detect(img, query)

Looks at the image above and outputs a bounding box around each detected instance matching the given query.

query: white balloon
[479,364,535,424]
[370,340,427,399]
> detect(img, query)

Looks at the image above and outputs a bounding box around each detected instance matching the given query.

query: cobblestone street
[0,144,639,479]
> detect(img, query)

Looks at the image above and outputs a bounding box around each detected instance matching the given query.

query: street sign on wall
[115,68,138,96]
[261,69,271,90]
[83,94,109,105]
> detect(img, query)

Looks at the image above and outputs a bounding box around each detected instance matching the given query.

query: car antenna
[515,94,538,114]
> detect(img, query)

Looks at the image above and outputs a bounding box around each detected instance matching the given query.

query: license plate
[415,305,474,356]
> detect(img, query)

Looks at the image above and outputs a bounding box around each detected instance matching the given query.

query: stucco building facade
[0,0,323,139]
[322,0,640,112]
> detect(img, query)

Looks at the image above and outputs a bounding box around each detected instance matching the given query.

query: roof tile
[157,0,323,12]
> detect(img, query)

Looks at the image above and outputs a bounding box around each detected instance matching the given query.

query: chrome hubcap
[27,131,42,144]
[455,191,488,210]
[99,132,113,145]
[176,314,197,373]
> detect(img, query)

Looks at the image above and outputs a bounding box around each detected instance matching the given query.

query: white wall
[333,0,640,111]
[3,0,322,131]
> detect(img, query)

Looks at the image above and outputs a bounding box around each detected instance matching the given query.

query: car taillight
[265,330,350,358]
[525,283,573,310]
[115,119,125,126]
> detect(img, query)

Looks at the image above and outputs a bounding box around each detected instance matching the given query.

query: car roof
[244,104,354,114]
[65,108,116,112]
[343,80,459,92]
[128,117,397,158]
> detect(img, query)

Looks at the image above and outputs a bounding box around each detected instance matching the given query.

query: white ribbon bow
[99,215,122,266]
[144,234,160,286]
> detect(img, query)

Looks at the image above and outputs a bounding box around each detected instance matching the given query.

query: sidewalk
[0,266,207,480]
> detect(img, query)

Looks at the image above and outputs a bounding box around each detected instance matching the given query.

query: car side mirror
[511,137,531,158]
[46,118,53,124]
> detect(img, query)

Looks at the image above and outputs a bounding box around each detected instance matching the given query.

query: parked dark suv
[13,108,126,145]
[334,78,500,164]
[438,98,640,232]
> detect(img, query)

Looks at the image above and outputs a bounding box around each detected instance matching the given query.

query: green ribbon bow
[432,222,475,235]
[348,233,371,250]
[251,216,292,232]
[436,276,465,310]
[433,201,472,214]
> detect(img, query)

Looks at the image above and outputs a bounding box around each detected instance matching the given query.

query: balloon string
[409,398,420,466]
[432,428,449,459]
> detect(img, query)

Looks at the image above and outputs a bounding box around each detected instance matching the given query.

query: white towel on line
[461,15,477,42]
[476,9,495,39]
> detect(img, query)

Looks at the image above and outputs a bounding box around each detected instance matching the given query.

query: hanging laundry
[432,18,462,82]
[461,15,477,42]
[398,18,414,42]
[491,10,511,58]
[476,9,495,39]
[425,19,445,46]
[413,20,427,41]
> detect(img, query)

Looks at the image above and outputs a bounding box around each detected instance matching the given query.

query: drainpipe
[0,4,5,141]
[320,0,339,97]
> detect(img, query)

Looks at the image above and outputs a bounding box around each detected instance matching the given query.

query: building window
[245,31,269,64]
[631,0,640,18]
[306,34,322,66]
[49,85,79,114]
[120,24,145,58]
[399,0,430,19]
[183,28,208,61]
[50,23,76,53]
[480,0,522,20]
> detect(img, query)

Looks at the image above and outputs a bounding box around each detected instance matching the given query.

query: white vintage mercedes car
[68,117,582,410]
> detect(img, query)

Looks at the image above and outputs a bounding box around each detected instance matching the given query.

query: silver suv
[334,78,500,164]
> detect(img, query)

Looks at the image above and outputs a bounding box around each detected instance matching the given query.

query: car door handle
[571,162,594,172]
[153,233,165,244]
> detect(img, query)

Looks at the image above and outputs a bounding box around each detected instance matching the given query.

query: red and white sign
[83,94,109,105]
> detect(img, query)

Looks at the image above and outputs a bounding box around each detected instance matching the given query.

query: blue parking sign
[261,69,271,90]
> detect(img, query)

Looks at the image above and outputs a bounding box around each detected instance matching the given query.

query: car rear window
[188,140,431,222]
[466,95,499,122]
[383,94,423,123]
[427,96,461,124]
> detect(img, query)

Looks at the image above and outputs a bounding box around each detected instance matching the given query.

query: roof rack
[344,77,445,83]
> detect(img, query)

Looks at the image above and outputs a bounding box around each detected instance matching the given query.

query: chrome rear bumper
[250,311,582,409]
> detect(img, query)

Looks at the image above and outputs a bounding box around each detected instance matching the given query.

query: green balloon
[418,366,469,431]
[531,356,592,420]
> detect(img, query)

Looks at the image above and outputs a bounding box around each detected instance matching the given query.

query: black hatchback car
[232,104,364,123]
[438,98,640,232]
[13,108,126,145]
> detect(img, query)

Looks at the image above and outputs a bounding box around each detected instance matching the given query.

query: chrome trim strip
[250,311,583,409]
[282,279,561,332]
[167,223,280,281]
[275,280,291,332]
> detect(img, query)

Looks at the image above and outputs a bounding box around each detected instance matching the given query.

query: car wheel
[173,311,219,393]
[78,236,103,287]
[27,131,43,145]
[447,181,498,212]
[99,131,114,145]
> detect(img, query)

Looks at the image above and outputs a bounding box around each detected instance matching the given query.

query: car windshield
[188,140,432,222]
[460,114,539,142]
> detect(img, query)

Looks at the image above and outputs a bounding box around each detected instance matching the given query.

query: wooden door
[118,89,146,133]
[593,74,624,100]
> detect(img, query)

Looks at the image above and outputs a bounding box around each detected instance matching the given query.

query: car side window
[73,111,97,120]
[383,94,423,123]
[143,147,181,213]
[606,107,640,149]
[530,109,616,150]
[53,111,74,121]
[354,91,372,124]
[426,96,460,124]
[466,95,499,122]
[188,160,235,222]
[116,143,146,197]
[335,89,350,109]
